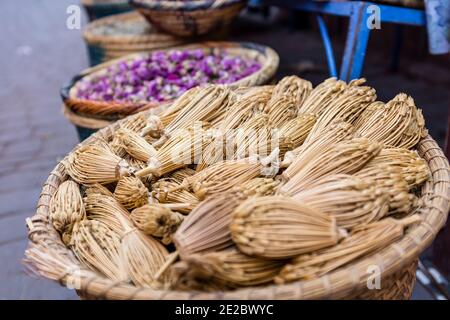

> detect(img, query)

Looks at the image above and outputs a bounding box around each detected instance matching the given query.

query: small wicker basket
[83,12,186,66]
[81,0,133,21]
[61,41,279,140]
[25,108,450,300]
[129,0,247,37]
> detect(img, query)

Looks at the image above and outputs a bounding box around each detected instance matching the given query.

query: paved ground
[0,1,447,299]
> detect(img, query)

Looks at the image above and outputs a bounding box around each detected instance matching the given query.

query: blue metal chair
[263,0,426,81]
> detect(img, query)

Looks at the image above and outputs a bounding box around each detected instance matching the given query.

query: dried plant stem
[114,176,149,210]
[276,215,421,283]
[354,93,427,149]
[115,128,157,162]
[49,180,85,245]
[130,204,185,245]
[279,138,381,195]
[292,174,389,229]
[151,179,199,214]
[231,196,346,259]
[269,75,312,110]
[66,144,134,184]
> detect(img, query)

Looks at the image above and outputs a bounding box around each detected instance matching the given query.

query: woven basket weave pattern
[27,109,450,300]
[130,0,247,37]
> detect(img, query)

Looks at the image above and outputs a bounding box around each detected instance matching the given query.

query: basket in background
[129,0,247,37]
[81,0,133,21]
[83,11,186,66]
[61,41,279,140]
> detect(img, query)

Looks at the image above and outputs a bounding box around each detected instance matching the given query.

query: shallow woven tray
[61,41,279,123]
[26,109,450,300]
[83,11,186,65]
[130,0,246,37]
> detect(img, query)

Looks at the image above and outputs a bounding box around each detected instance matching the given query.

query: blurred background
[0,0,448,299]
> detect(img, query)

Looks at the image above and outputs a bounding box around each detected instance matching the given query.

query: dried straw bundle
[354,93,427,149]
[196,114,273,171]
[130,204,185,245]
[49,180,85,245]
[109,113,161,157]
[279,138,381,195]
[238,177,281,197]
[356,164,417,214]
[84,192,170,287]
[265,96,298,128]
[115,128,157,162]
[297,77,347,115]
[231,196,346,259]
[216,87,272,131]
[151,179,199,214]
[281,120,354,169]
[114,176,149,210]
[177,247,285,287]
[184,149,280,200]
[135,124,212,178]
[270,75,312,108]
[173,192,247,258]
[169,167,197,184]
[292,174,389,229]
[276,215,421,283]
[305,78,376,141]
[158,87,202,126]
[66,143,134,184]
[70,219,127,281]
[277,113,316,149]
[362,148,430,190]
[162,85,231,138]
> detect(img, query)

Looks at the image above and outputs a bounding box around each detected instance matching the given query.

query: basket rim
[129,0,246,12]
[83,11,183,45]
[25,108,450,300]
[61,41,279,119]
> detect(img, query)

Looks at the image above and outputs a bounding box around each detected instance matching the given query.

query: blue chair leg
[316,14,338,78]
[340,2,372,81]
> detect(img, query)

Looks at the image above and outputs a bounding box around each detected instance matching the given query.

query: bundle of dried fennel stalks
[42,75,429,291]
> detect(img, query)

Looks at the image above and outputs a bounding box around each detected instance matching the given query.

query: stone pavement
[0,1,447,299]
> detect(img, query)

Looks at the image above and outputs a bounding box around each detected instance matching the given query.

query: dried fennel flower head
[297,77,347,115]
[363,147,430,189]
[356,164,418,214]
[114,176,149,210]
[276,215,421,283]
[66,143,135,184]
[186,148,280,200]
[173,191,248,259]
[130,204,184,245]
[115,127,157,162]
[355,93,427,149]
[230,195,346,259]
[277,113,316,149]
[151,179,199,214]
[270,75,313,109]
[135,124,212,178]
[305,78,376,140]
[49,180,85,245]
[179,246,285,288]
[70,219,128,282]
[281,120,354,168]
[292,174,390,229]
[280,138,381,195]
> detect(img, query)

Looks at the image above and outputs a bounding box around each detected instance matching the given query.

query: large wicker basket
[83,11,186,66]
[81,0,133,21]
[25,109,450,300]
[61,41,279,140]
[129,0,247,37]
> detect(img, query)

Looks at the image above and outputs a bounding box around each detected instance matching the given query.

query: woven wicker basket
[25,108,450,300]
[81,0,133,21]
[83,12,186,66]
[129,0,247,37]
[61,41,279,139]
